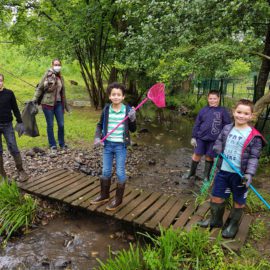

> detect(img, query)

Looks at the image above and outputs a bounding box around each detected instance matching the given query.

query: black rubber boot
[106,183,125,211]
[183,160,199,179]
[203,160,213,181]
[222,208,243,238]
[0,154,7,179]
[198,202,225,228]
[13,153,29,182]
[90,177,111,205]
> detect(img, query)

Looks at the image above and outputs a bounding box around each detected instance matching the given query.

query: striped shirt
[107,104,125,142]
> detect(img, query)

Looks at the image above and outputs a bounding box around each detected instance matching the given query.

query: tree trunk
[254,23,270,102]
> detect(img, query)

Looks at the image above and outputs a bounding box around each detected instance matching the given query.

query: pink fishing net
[147,83,166,108]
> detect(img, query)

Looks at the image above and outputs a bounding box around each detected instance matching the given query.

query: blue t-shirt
[221,126,252,172]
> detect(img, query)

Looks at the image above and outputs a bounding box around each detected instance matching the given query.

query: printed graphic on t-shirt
[221,127,252,172]
[211,112,221,135]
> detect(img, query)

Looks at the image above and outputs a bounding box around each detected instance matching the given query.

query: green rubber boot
[222,208,243,238]
[198,202,225,228]
[183,160,199,179]
[203,160,213,181]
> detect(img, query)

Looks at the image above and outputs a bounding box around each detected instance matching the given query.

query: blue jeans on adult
[0,122,20,155]
[102,141,127,184]
[42,101,65,148]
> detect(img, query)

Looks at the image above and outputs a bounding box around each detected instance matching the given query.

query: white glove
[128,108,136,122]
[190,138,197,148]
[94,137,104,147]
[243,174,252,188]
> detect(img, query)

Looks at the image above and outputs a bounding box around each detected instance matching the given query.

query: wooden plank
[24,169,58,184]
[106,189,142,217]
[134,195,170,225]
[28,171,72,192]
[76,185,104,208]
[124,192,162,222]
[49,176,96,200]
[145,197,180,230]
[43,175,88,196]
[70,181,100,206]
[225,215,253,251]
[22,170,65,189]
[173,202,196,229]
[95,187,133,214]
[32,172,78,194]
[159,199,186,229]
[64,179,99,204]
[114,192,152,220]
[185,202,210,231]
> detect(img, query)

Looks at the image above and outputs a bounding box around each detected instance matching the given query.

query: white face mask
[53,66,61,73]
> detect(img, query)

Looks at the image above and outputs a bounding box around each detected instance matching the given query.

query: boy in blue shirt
[184,90,231,183]
[198,99,265,238]
[91,82,136,211]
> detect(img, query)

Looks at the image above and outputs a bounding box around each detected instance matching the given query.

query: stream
[0,106,269,269]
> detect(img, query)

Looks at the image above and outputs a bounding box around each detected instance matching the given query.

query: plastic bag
[21,101,40,137]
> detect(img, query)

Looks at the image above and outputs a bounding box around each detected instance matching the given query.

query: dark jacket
[95,104,136,145]
[0,88,22,124]
[213,123,266,176]
[192,106,231,141]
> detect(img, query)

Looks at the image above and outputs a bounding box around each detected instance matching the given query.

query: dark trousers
[0,122,20,155]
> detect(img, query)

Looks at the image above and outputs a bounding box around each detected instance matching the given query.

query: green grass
[0,179,37,244]
[6,107,100,150]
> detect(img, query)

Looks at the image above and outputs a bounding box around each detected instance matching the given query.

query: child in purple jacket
[198,99,265,238]
[184,90,231,183]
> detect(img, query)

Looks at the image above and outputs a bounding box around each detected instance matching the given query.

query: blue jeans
[0,122,20,155]
[42,102,65,148]
[102,141,127,183]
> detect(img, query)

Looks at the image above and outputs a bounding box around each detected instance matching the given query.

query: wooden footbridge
[19,169,253,251]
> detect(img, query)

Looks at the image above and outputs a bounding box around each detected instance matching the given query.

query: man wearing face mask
[33,59,69,152]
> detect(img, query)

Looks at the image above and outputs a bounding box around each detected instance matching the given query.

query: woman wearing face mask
[33,59,69,151]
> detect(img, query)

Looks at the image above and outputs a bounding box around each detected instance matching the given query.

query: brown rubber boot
[13,153,29,182]
[90,177,111,205]
[0,154,7,179]
[106,183,125,211]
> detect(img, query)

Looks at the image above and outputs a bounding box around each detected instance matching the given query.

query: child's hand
[243,174,252,187]
[94,138,104,147]
[128,108,136,122]
[190,138,197,148]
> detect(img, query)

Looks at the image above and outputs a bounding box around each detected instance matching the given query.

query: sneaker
[50,146,57,153]
[60,144,68,150]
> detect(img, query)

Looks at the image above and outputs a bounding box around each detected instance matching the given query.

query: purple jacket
[213,123,266,176]
[192,106,231,142]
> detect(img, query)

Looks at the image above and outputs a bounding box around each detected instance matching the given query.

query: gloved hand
[128,108,136,122]
[243,174,252,188]
[190,138,197,148]
[94,137,104,147]
[15,123,25,137]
